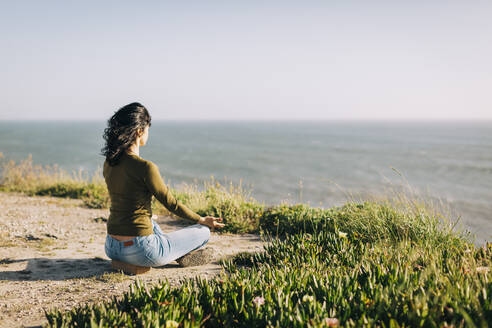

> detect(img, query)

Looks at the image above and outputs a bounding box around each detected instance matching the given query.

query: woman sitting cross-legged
[101,102,225,268]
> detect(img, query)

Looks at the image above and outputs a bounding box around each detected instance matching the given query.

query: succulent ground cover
[45,203,492,327]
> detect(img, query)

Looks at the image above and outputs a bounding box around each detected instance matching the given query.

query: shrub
[172,177,265,234]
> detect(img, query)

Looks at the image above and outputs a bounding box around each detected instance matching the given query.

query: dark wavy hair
[101,102,152,166]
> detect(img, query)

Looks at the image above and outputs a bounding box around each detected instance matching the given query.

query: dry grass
[91,272,129,283]
[0,154,100,192]
[0,154,108,208]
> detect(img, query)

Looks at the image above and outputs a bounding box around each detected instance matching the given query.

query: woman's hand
[198,216,225,230]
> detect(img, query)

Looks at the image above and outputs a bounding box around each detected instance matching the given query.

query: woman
[101,102,225,268]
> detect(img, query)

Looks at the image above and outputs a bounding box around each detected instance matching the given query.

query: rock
[24,234,42,241]
[176,247,215,267]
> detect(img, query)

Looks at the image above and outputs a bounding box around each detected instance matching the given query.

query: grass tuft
[0,154,109,208]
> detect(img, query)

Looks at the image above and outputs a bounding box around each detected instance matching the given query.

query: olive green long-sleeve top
[103,152,202,236]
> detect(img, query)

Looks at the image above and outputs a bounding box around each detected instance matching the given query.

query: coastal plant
[45,229,492,327]
[170,177,265,234]
[0,154,110,208]
[259,201,469,253]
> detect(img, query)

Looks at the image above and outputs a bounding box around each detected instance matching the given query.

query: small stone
[176,247,215,267]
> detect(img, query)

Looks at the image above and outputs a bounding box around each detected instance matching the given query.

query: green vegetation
[44,204,491,327]
[1,154,491,326]
[0,153,109,209]
[172,178,265,234]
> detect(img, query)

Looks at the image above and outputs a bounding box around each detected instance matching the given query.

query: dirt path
[0,191,268,328]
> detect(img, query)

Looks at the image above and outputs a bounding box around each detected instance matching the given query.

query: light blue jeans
[105,219,210,267]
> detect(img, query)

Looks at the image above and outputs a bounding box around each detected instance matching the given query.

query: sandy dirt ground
[0,191,268,328]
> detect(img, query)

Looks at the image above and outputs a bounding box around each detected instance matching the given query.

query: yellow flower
[166,320,179,328]
[338,231,347,238]
[302,294,314,302]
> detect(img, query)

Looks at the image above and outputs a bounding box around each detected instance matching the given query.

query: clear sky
[1,1,491,120]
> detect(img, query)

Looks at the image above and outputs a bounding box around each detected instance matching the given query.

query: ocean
[0,120,491,244]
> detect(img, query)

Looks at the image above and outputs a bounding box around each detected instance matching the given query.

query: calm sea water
[0,120,491,244]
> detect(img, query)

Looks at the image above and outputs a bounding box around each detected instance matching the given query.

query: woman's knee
[201,225,211,241]
[194,224,210,244]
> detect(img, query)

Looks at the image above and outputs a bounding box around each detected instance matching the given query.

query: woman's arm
[143,162,224,229]
[197,215,225,230]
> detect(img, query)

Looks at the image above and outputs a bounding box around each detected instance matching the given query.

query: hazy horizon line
[1,118,492,123]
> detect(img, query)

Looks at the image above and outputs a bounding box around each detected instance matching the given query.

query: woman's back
[103,151,203,237]
[103,152,155,236]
